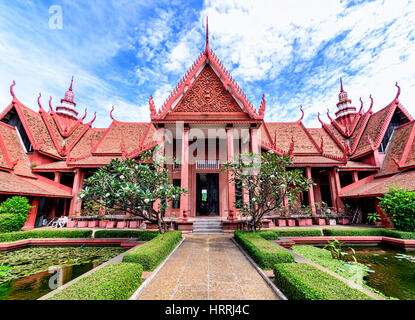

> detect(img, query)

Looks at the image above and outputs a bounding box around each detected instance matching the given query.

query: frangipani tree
[223,151,313,231]
[79,148,186,233]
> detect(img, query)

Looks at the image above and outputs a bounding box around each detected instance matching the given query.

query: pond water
[346,246,415,300]
[0,246,124,300]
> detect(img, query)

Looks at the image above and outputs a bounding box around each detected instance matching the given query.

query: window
[379,113,403,153]
[172,179,181,209]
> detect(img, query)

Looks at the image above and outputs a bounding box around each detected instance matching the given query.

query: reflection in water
[0,262,98,300]
[345,247,415,300]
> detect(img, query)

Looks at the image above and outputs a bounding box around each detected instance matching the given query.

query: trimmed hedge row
[48,262,142,300]
[323,228,415,239]
[273,263,372,300]
[123,231,182,271]
[259,229,323,240]
[94,230,159,241]
[0,229,93,243]
[234,231,294,269]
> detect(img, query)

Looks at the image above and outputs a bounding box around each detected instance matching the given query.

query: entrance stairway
[192,218,223,234]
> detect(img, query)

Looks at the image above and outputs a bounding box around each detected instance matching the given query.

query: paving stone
[137,234,279,300]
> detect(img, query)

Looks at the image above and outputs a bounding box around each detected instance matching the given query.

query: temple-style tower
[56,76,78,119]
[334,78,356,126]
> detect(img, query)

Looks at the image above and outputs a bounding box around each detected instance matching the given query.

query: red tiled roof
[378,121,414,176]
[0,171,72,198]
[32,161,71,171]
[291,155,343,166]
[93,122,150,155]
[263,122,319,154]
[307,128,343,157]
[341,170,415,198]
[69,128,106,159]
[68,156,119,167]
[339,160,378,170]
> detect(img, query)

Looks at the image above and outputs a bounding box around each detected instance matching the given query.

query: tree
[223,151,313,231]
[79,148,186,233]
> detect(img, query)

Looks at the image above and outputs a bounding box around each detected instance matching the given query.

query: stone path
[137,234,280,300]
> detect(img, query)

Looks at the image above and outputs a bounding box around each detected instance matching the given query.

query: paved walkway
[137,234,280,300]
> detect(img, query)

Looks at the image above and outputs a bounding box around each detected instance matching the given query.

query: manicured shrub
[261,229,323,240]
[379,186,415,232]
[379,229,415,239]
[0,196,32,233]
[234,231,294,269]
[122,231,182,271]
[0,229,93,243]
[273,263,372,300]
[322,228,386,237]
[94,230,159,241]
[48,262,142,300]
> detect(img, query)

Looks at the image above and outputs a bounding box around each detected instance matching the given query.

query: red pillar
[328,170,338,212]
[333,168,344,212]
[305,167,317,216]
[352,170,359,183]
[22,197,40,230]
[180,127,189,218]
[250,127,260,154]
[153,129,165,217]
[69,169,85,217]
[227,127,235,219]
[54,172,62,183]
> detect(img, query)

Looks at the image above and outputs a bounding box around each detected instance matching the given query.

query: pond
[346,246,415,300]
[0,246,124,300]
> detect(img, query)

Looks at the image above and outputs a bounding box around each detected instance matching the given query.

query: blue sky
[0,0,414,128]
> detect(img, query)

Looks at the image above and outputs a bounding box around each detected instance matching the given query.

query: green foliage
[0,197,32,233]
[322,239,357,264]
[381,229,415,239]
[378,186,415,232]
[80,148,186,233]
[367,212,381,225]
[48,262,142,300]
[259,229,323,240]
[273,263,372,300]
[223,152,313,231]
[0,229,92,243]
[234,231,294,269]
[122,231,182,271]
[322,228,386,237]
[94,230,159,240]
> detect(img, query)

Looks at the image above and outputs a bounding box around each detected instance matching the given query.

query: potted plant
[275,208,287,227]
[85,203,100,228]
[106,215,116,229]
[129,218,139,229]
[326,211,337,226]
[297,205,313,226]
[314,202,327,226]
[99,215,108,228]
[367,212,382,226]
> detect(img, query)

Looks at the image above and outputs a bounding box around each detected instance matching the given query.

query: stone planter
[338,217,350,225]
[116,221,127,229]
[129,220,139,228]
[304,218,313,226]
[99,220,108,228]
[327,218,337,226]
[67,219,77,228]
[296,219,307,227]
[222,221,241,232]
[106,221,116,229]
[277,219,287,227]
[77,220,88,228]
[87,220,99,228]
[314,218,326,226]
[286,219,296,227]
[176,221,194,232]
[261,219,271,229]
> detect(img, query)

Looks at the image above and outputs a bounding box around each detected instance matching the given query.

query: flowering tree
[223,151,313,231]
[80,148,186,233]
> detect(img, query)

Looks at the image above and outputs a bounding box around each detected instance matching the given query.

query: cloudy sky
[0,0,414,128]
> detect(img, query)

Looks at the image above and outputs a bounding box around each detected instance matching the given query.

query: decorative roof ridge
[90,120,116,154]
[298,121,322,154]
[31,173,73,194]
[397,121,415,167]
[373,102,398,148]
[327,108,348,137]
[124,123,155,159]
[349,111,372,155]
[318,112,347,153]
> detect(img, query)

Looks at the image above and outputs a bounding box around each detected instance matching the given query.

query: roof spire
[205,16,210,54]
[69,76,74,91]
[340,77,344,92]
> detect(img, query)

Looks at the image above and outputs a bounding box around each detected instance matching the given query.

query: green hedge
[0,196,32,233]
[259,229,323,240]
[122,231,182,271]
[323,228,415,239]
[322,228,386,237]
[48,262,142,300]
[94,230,159,241]
[234,231,294,269]
[0,229,93,243]
[273,263,372,300]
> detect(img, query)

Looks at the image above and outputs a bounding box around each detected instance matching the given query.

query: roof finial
[69,76,74,91]
[110,105,115,121]
[296,105,304,123]
[205,16,210,54]
[38,93,44,111]
[340,77,344,92]
[10,81,16,100]
[395,82,401,101]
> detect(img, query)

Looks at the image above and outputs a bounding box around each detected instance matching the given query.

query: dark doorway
[320,185,333,207]
[196,173,219,216]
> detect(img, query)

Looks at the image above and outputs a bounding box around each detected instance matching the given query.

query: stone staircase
[192,218,223,234]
